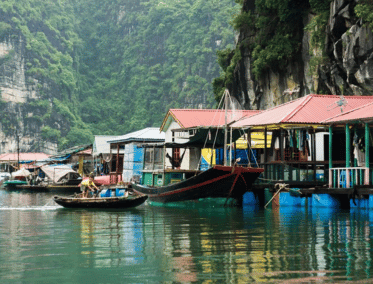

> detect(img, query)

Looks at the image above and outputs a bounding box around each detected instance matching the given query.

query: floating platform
[256,185,373,210]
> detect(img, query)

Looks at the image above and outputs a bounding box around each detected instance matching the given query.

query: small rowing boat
[53,189,148,209]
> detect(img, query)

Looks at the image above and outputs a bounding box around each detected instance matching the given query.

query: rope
[196,92,226,171]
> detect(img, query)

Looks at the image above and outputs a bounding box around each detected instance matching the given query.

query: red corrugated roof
[324,101,373,123]
[0,152,50,162]
[161,109,261,131]
[232,94,373,127]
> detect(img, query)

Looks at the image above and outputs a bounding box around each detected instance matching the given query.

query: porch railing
[255,161,330,185]
[329,167,369,188]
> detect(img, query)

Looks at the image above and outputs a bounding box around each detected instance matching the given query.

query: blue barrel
[100,189,111,197]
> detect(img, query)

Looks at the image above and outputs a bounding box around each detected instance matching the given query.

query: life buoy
[39,172,45,178]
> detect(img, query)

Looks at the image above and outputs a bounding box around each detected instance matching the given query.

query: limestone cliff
[0,35,69,154]
[230,0,373,110]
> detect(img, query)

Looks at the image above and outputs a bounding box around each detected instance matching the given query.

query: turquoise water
[1,190,373,283]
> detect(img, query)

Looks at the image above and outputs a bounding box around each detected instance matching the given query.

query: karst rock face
[231,0,373,111]
[0,35,68,154]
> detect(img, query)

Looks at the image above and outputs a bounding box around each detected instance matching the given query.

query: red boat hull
[132,166,264,203]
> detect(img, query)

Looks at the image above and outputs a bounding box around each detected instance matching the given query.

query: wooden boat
[3,179,28,189]
[14,184,49,191]
[132,165,263,203]
[131,90,264,205]
[40,164,82,186]
[53,192,148,209]
[0,172,11,186]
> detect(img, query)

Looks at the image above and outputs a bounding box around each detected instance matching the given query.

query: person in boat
[80,174,100,198]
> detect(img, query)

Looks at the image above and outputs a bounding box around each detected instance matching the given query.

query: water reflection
[2,190,373,282]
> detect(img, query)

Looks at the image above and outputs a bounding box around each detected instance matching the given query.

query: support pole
[329,126,333,169]
[247,129,251,166]
[280,128,284,180]
[346,124,351,167]
[116,144,120,184]
[365,123,370,185]
[346,124,351,188]
[16,130,19,170]
[311,130,316,182]
[365,123,370,168]
[264,128,267,179]
[329,126,333,187]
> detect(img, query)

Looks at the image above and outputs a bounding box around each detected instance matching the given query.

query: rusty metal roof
[161,109,261,132]
[232,94,373,128]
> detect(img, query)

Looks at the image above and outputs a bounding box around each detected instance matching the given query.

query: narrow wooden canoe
[53,194,148,209]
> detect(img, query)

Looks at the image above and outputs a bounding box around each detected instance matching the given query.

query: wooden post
[234,141,237,163]
[280,128,284,180]
[247,129,251,166]
[109,143,112,176]
[329,126,333,187]
[116,144,120,184]
[365,123,370,185]
[210,148,213,167]
[264,128,267,179]
[163,145,166,186]
[346,124,351,187]
[16,130,19,170]
[311,130,316,182]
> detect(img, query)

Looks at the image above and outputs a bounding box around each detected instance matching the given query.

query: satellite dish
[103,154,112,162]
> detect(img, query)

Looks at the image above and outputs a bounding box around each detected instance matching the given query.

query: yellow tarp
[201,132,272,165]
[236,132,272,149]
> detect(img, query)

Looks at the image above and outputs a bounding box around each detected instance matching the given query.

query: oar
[264,183,288,209]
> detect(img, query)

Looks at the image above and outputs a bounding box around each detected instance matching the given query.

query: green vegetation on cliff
[0,0,239,149]
[75,0,239,134]
[355,1,373,31]
[0,0,91,149]
[213,0,332,100]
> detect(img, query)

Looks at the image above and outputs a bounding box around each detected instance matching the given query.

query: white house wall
[164,121,201,170]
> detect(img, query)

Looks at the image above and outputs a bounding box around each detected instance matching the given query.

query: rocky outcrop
[232,0,373,110]
[0,35,68,154]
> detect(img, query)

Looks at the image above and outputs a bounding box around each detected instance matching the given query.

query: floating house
[108,128,165,185]
[130,109,261,189]
[322,101,373,208]
[231,94,373,208]
[43,144,92,172]
[160,109,261,171]
[0,152,50,172]
[92,135,123,179]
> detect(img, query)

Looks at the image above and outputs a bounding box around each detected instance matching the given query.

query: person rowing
[80,174,100,198]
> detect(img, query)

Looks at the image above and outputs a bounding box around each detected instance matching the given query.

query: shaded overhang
[169,126,247,148]
[236,123,328,131]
